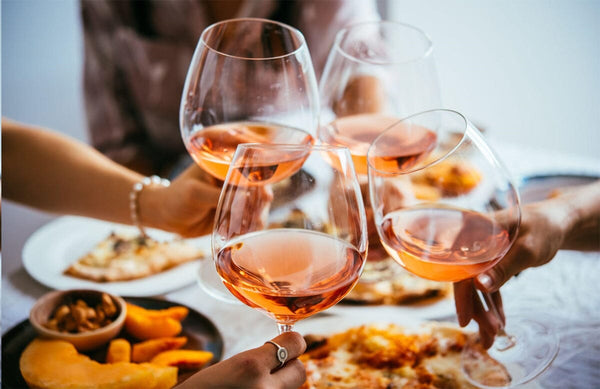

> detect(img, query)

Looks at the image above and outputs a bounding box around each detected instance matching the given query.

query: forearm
[560,180,600,250]
[3,119,143,225]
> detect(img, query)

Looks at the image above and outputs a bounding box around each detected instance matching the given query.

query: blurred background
[2,0,599,264]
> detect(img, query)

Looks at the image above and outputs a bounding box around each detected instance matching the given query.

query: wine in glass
[212,144,368,333]
[367,109,558,388]
[318,20,442,272]
[319,20,441,176]
[180,18,319,181]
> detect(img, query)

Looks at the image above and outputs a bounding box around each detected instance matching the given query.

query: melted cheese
[300,323,507,389]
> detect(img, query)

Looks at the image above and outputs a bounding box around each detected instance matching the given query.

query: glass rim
[366,109,469,175]
[334,20,434,66]
[199,17,308,61]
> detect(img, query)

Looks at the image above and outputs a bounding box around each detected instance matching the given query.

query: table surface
[3,139,599,388]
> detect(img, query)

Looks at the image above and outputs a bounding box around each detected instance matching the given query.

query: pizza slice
[64,232,205,282]
[300,323,511,389]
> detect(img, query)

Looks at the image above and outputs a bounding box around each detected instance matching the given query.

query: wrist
[130,175,170,235]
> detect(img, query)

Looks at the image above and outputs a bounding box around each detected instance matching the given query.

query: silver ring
[265,340,289,368]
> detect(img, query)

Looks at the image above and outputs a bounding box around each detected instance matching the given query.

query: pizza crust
[64,232,205,282]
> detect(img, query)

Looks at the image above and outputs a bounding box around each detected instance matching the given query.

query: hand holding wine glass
[212,144,368,334]
[367,109,559,388]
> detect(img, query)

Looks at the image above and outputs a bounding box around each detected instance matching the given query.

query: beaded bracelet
[129,175,170,237]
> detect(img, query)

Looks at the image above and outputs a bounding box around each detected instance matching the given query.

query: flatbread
[64,232,204,282]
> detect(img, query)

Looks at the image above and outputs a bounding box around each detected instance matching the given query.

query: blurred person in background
[80,0,382,176]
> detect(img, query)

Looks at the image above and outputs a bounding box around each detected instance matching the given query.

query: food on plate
[150,350,214,370]
[300,323,511,389]
[20,296,215,388]
[411,159,482,197]
[132,337,188,363]
[106,338,132,363]
[343,257,452,305]
[64,231,205,282]
[124,303,186,340]
[19,338,177,389]
[43,292,120,333]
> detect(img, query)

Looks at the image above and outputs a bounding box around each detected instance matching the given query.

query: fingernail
[477,273,493,290]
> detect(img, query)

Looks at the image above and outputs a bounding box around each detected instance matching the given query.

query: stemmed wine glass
[179,18,320,301]
[319,20,441,176]
[180,18,319,182]
[318,20,442,273]
[212,144,368,333]
[367,109,558,388]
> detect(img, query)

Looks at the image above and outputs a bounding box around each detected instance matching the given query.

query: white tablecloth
[2,140,599,388]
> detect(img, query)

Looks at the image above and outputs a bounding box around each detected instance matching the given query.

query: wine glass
[318,20,442,276]
[367,109,558,388]
[179,18,319,301]
[180,18,319,182]
[212,144,368,333]
[319,20,441,176]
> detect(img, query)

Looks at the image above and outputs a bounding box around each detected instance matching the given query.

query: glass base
[461,317,559,388]
[197,259,241,304]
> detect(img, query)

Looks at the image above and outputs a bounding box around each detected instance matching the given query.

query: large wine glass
[318,20,442,275]
[212,144,368,333]
[180,18,319,301]
[319,20,441,176]
[180,18,319,181]
[367,109,558,388]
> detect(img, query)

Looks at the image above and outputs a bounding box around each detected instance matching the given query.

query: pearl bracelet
[129,175,170,237]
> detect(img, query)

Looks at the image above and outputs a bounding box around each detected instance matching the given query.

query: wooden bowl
[29,289,126,351]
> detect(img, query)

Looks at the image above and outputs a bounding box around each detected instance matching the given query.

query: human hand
[333,74,386,116]
[453,196,572,348]
[175,331,307,389]
[475,198,569,294]
[454,280,505,349]
[215,182,274,240]
[140,163,222,237]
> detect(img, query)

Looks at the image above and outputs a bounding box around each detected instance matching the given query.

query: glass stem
[479,290,516,351]
[277,323,294,334]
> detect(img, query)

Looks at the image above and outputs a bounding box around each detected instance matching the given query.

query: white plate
[22,216,211,296]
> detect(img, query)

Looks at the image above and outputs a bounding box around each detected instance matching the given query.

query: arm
[454,180,600,347]
[478,179,600,292]
[176,331,306,389]
[2,118,220,237]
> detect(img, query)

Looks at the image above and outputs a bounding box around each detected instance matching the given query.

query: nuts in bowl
[29,289,126,351]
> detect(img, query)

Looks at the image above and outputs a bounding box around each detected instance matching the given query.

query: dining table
[2,138,599,388]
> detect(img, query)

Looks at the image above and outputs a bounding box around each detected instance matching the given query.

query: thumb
[476,250,524,293]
